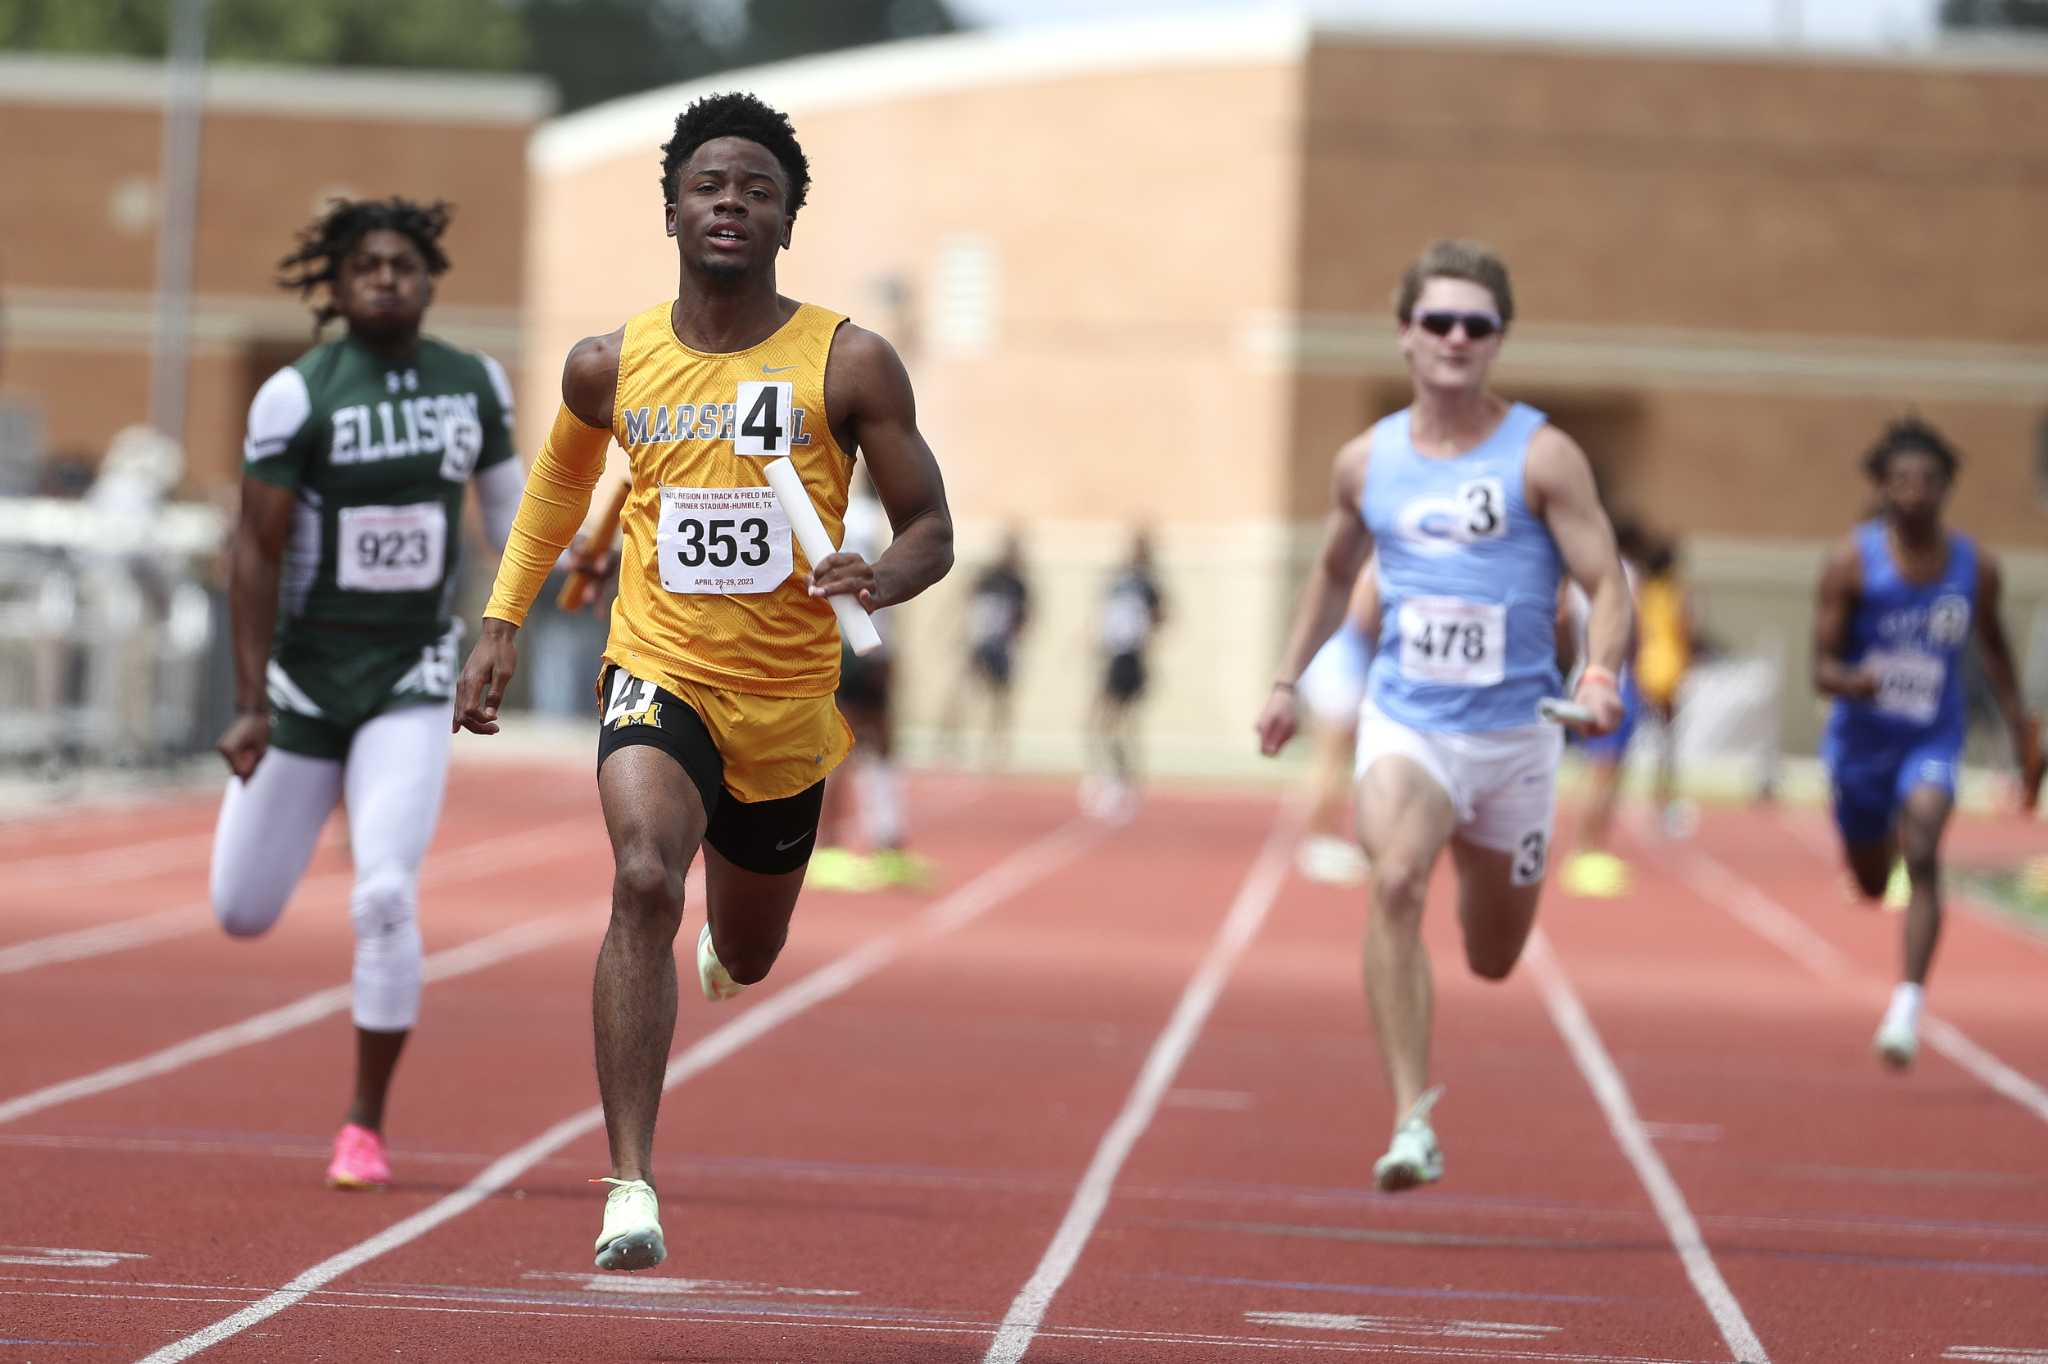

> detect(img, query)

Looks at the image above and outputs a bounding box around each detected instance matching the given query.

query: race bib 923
[336,503,446,592]
[1397,596,1506,687]
[655,485,793,595]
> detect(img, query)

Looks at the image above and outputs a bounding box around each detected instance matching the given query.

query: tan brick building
[0,55,552,492]
[529,16,2047,774]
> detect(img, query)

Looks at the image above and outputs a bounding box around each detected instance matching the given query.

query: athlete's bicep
[1319,434,1375,581]
[234,475,297,561]
[831,326,948,533]
[1527,430,1617,592]
[1812,543,1861,659]
[1974,552,2018,663]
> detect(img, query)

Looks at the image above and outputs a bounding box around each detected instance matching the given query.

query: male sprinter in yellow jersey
[453,93,953,1271]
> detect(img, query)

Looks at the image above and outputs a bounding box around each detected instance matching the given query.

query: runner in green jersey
[208,198,525,1190]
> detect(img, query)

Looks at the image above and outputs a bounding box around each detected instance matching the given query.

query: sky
[946,0,1944,52]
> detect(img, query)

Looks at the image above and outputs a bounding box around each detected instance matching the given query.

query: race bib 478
[1397,596,1506,687]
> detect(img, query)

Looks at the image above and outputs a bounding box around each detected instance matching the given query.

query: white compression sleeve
[341,701,454,1030]
[473,457,525,555]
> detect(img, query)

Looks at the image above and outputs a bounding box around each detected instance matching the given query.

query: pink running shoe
[325,1122,391,1190]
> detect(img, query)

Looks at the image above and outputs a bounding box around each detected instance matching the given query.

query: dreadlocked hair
[1863,414,1960,483]
[660,92,810,219]
[277,197,453,331]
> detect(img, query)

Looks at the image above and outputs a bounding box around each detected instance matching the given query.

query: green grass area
[1956,861,2048,931]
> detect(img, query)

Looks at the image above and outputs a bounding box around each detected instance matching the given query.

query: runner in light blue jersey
[1257,240,1634,1193]
[1811,418,2041,1070]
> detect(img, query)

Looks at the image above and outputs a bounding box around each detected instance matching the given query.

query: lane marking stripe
[132,818,1097,1363]
[0,817,591,977]
[0,915,583,1127]
[1526,931,1771,1364]
[1686,847,2048,1129]
[982,805,1295,1364]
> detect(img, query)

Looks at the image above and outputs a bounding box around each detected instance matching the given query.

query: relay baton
[1536,697,1597,727]
[556,477,631,611]
[762,457,883,657]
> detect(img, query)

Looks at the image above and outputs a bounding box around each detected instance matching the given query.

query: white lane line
[133,818,1098,1364]
[0,914,585,1127]
[1767,808,2048,957]
[1525,931,1770,1364]
[10,832,213,893]
[982,807,1295,1364]
[0,908,197,977]
[1679,852,1852,982]
[0,1276,1726,1362]
[0,817,591,977]
[1686,846,2048,1129]
[1921,1020,2048,1126]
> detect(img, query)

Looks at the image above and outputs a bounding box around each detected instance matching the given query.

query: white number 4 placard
[734,381,794,457]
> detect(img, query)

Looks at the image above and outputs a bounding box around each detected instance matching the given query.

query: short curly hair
[1863,416,1960,483]
[659,91,810,220]
[277,197,452,331]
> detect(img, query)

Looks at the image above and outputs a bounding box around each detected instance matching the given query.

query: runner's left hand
[2019,713,2044,813]
[1568,673,1625,738]
[808,552,878,611]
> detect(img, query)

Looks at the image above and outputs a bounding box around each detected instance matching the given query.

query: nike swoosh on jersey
[762,364,797,374]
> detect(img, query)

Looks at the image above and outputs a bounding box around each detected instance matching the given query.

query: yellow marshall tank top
[605,299,853,698]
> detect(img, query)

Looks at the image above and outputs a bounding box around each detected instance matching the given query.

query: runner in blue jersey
[1256,240,1634,1192]
[1812,418,2042,1069]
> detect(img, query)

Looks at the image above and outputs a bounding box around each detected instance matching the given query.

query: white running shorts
[1353,697,1562,881]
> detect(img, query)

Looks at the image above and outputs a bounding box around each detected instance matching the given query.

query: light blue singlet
[1362,402,1564,733]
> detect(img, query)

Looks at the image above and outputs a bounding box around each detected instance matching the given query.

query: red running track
[1,757,2045,1363]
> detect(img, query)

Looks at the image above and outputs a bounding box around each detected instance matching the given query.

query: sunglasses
[1414,310,1502,341]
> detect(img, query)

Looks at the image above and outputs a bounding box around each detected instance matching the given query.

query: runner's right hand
[454,619,519,735]
[216,711,270,781]
[1254,682,1299,757]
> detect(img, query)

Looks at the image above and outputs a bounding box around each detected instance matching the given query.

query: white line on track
[1685,845,2048,1129]
[0,907,198,977]
[982,805,1295,1364]
[1766,808,2048,957]
[0,1276,1729,1361]
[0,914,585,1127]
[133,817,1098,1364]
[0,817,592,977]
[10,831,214,893]
[1524,931,1770,1364]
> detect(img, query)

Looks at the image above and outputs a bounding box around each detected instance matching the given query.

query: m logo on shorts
[610,703,662,731]
[604,671,664,730]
